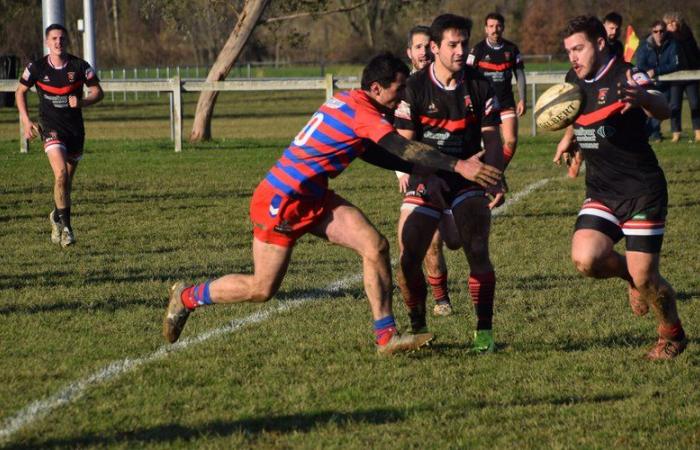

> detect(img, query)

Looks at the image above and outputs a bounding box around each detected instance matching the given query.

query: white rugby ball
[534,83,582,131]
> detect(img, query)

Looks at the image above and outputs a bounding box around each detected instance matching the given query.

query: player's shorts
[249,181,340,247]
[499,107,516,120]
[496,92,516,113]
[574,191,668,253]
[41,128,85,162]
[401,178,486,220]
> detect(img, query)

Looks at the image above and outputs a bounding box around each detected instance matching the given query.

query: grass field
[1,96,699,448]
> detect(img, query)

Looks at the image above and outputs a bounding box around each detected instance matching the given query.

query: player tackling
[554,16,687,360]
[163,53,502,355]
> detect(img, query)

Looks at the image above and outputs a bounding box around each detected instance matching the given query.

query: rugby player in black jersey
[396,25,460,317]
[554,16,687,360]
[394,14,505,353]
[467,12,526,169]
[16,24,104,247]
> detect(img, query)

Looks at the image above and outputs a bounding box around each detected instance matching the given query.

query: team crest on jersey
[67,72,75,82]
[504,51,511,60]
[597,88,609,104]
[464,95,473,110]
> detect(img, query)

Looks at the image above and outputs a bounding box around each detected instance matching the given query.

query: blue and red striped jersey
[264,90,394,198]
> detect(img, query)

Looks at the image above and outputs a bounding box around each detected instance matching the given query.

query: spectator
[636,20,679,141]
[663,12,700,142]
[603,12,624,58]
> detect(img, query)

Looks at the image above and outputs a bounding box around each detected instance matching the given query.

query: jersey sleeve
[19,62,37,87]
[82,61,100,86]
[393,82,420,132]
[353,101,395,144]
[481,81,501,127]
[513,45,525,70]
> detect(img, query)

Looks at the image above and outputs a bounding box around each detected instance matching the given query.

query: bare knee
[249,285,276,303]
[504,138,517,151]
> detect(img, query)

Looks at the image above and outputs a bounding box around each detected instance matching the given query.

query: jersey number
[293,112,324,146]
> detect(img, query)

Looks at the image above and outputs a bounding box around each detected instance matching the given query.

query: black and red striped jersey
[566,56,666,199]
[467,39,524,108]
[19,54,99,136]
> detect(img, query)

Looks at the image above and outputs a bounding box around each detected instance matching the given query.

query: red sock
[403,275,427,310]
[427,274,449,303]
[468,271,496,330]
[658,320,686,341]
[503,145,515,168]
[180,286,198,310]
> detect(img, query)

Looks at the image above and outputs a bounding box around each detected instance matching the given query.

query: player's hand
[398,173,410,193]
[516,99,526,117]
[567,150,584,178]
[486,178,506,209]
[553,137,575,166]
[68,95,80,108]
[454,150,501,187]
[22,120,40,140]
[621,69,649,114]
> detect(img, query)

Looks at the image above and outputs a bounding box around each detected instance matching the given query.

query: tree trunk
[190,0,271,142]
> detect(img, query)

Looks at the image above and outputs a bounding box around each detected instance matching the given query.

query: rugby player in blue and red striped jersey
[163,53,503,355]
[16,24,104,248]
[554,16,687,360]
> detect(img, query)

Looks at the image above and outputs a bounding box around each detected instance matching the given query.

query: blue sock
[374,315,397,345]
[193,281,213,306]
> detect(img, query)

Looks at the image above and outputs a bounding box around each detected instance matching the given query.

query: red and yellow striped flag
[623,25,639,62]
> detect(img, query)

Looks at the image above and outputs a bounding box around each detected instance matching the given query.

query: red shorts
[249,181,339,247]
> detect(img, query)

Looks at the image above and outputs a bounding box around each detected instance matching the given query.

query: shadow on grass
[10,408,407,448]
[510,273,581,290]
[0,297,152,315]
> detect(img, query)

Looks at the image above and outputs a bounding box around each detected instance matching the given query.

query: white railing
[2,70,699,152]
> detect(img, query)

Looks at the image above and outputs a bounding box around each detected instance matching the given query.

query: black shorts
[41,127,85,162]
[574,191,668,253]
[401,176,485,219]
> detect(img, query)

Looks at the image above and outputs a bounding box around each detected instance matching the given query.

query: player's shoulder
[65,53,90,67]
[470,39,488,53]
[463,65,490,85]
[501,38,519,50]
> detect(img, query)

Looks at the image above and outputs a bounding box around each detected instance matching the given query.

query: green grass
[0,130,699,448]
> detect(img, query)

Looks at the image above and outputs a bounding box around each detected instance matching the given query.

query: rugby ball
[534,83,583,131]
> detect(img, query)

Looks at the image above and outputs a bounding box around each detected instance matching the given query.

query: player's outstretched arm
[622,69,670,120]
[377,131,501,187]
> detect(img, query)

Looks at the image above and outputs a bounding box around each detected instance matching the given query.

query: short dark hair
[603,12,622,26]
[564,16,606,44]
[361,52,409,91]
[430,14,472,45]
[407,25,431,48]
[485,12,505,25]
[651,20,666,30]
[45,23,68,37]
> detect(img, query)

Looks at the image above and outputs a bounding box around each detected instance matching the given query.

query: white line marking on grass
[0,177,551,445]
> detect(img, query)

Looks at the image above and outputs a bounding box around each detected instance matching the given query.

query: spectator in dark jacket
[636,20,679,141]
[663,12,700,142]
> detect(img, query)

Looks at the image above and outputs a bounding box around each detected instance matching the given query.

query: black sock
[57,207,71,229]
[52,206,60,223]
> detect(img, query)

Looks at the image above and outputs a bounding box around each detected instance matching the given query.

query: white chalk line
[0,177,552,445]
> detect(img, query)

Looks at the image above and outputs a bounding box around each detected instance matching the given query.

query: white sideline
[0,177,551,444]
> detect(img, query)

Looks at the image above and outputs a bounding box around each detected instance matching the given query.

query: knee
[55,169,69,186]
[249,286,275,303]
[629,271,659,295]
[571,252,598,277]
[503,138,517,151]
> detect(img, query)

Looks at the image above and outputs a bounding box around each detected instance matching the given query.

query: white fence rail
[2,70,700,153]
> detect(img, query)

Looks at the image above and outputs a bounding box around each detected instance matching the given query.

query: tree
[189,0,271,142]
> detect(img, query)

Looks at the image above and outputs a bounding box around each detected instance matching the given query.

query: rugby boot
[645,337,687,360]
[49,211,61,244]
[471,329,495,354]
[628,285,648,317]
[376,331,434,356]
[433,301,454,317]
[163,281,191,343]
[60,227,76,247]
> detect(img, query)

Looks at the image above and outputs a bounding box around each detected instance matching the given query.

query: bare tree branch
[260,1,369,25]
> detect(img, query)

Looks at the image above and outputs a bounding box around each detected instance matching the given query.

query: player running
[16,24,104,247]
[467,12,526,169]
[163,53,502,355]
[397,25,460,317]
[554,16,687,360]
[394,14,505,353]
